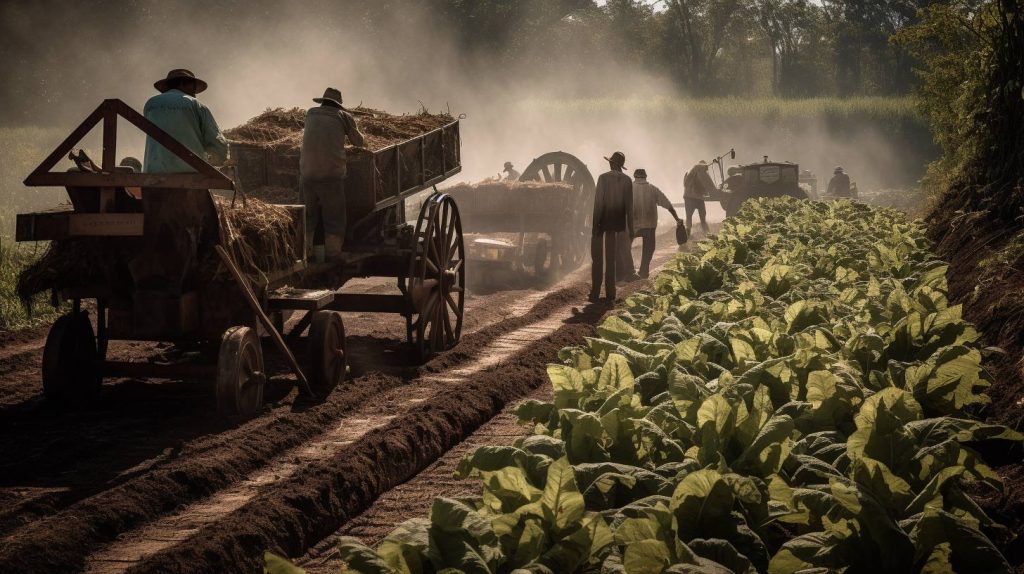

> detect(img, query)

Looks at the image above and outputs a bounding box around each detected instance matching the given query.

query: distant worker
[629,168,680,279]
[590,151,633,303]
[300,87,366,261]
[503,161,521,182]
[827,166,852,198]
[143,69,227,173]
[683,160,714,235]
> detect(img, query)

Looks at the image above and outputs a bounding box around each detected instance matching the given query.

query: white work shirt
[632,179,673,230]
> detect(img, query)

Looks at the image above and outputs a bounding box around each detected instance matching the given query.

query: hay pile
[215,196,301,282]
[444,180,575,195]
[16,198,301,306]
[226,106,454,154]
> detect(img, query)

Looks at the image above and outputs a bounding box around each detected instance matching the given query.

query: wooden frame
[23,99,233,191]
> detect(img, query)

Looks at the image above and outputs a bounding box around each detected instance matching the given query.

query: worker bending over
[590,151,633,303]
[300,87,366,261]
[683,160,714,236]
[630,168,680,279]
[143,69,227,173]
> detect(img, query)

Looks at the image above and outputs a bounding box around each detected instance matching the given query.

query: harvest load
[16,197,299,305]
[225,107,454,154]
[284,198,1021,573]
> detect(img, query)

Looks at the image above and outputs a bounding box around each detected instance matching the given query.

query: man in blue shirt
[143,69,227,173]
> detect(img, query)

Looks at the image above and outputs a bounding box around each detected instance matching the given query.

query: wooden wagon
[15,99,466,417]
[445,151,595,280]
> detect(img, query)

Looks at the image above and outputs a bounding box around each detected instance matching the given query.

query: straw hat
[834,166,845,173]
[154,69,207,93]
[314,87,344,107]
[503,161,514,171]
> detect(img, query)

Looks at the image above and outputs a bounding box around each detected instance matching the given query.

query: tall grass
[0,242,62,331]
[0,127,69,239]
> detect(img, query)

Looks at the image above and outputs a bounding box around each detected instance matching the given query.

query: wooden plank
[331,293,409,314]
[102,105,117,172]
[68,213,144,236]
[24,171,232,189]
[267,288,335,311]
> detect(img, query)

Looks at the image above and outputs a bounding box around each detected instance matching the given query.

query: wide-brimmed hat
[314,87,344,107]
[633,168,647,179]
[695,160,709,170]
[834,166,845,173]
[154,69,207,93]
[603,151,626,169]
[503,161,514,170]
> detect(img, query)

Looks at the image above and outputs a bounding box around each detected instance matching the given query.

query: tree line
[425,0,941,98]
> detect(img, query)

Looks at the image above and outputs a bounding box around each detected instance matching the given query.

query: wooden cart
[446,151,594,279]
[15,99,466,417]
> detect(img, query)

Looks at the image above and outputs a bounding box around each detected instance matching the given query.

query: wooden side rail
[16,211,144,241]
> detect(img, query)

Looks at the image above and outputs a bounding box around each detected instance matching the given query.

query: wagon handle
[215,244,314,398]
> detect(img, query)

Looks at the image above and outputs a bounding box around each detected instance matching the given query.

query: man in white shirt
[628,168,680,278]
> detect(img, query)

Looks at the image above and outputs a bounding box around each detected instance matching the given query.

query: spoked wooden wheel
[308,310,346,399]
[216,326,265,418]
[519,151,595,273]
[407,192,465,361]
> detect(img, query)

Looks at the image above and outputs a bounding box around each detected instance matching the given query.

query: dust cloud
[1,0,932,223]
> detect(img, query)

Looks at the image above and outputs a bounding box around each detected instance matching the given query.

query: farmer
[502,161,521,182]
[683,160,715,235]
[590,151,633,303]
[299,87,366,261]
[629,168,680,279]
[827,166,852,198]
[143,69,228,173]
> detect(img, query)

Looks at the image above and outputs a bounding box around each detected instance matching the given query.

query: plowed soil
[0,226,691,574]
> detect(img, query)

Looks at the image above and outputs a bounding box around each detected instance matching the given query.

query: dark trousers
[636,228,656,277]
[617,231,634,280]
[590,231,618,299]
[301,177,346,246]
[685,197,709,233]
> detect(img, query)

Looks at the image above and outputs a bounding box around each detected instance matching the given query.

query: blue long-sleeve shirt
[142,89,227,173]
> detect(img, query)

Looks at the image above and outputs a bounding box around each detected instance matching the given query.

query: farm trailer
[15,99,467,418]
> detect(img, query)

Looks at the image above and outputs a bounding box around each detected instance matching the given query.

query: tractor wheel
[216,326,265,418]
[42,311,101,404]
[307,310,347,399]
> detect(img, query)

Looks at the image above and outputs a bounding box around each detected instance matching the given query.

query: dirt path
[0,226,692,574]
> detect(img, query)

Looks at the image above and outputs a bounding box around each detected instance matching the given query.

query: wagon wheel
[407,192,465,361]
[519,151,595,272]
[216,326,265,418]
[308,310,346,399]
[42,311,101,404]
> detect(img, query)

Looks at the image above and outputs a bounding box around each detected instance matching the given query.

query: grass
[0,242,64,332]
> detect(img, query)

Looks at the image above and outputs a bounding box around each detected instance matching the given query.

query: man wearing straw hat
[300,87,366,261]
[590,151,633,303]
[143,69,227,173]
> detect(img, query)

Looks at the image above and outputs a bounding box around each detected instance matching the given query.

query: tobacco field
[292,198,1022,574]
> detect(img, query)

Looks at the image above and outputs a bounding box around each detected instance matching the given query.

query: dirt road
[0,226,692,574]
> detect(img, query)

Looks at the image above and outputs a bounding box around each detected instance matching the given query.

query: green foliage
[0,243,63,331]
[272,198,1018,573]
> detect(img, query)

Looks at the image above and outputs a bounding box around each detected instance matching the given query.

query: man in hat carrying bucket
[590,151,633,303]
[300,87,366,262]
[143,69,227,173]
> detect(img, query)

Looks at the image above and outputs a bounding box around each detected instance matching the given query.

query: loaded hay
[225,106,454,203]
[16,197,301,309]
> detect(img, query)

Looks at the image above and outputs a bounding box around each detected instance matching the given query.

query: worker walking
[630,169,680,279]
[143,69,227,173]
[590,152,633,303]
[683,160,714,236]
[502,161,521,182]
[827,166,852,198]
[300,87,366,261]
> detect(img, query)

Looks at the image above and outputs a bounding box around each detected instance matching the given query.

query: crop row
[271,198,1021,574]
